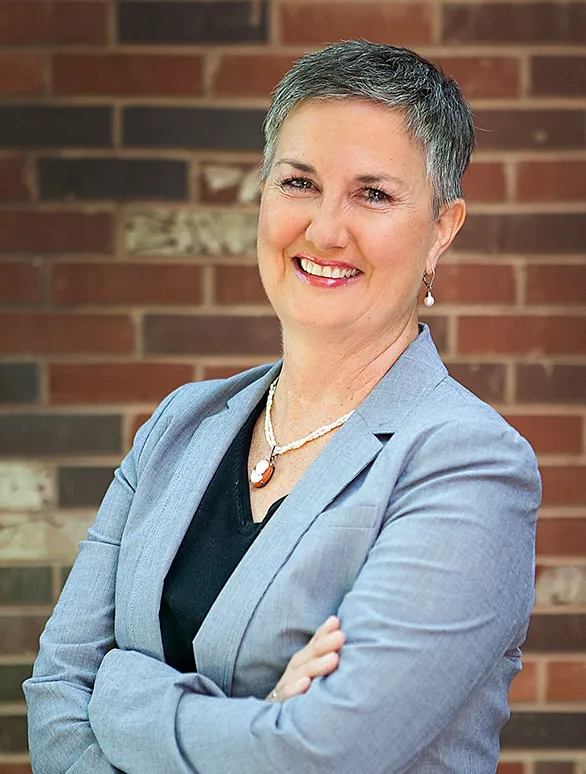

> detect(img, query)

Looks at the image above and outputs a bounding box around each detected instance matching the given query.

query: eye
[363,187,391,204]
[280,176,315,192]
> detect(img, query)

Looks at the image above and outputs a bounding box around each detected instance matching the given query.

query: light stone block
[202,164,260,204]
[535,565,586,606]
[0,513,92,562]
[125,208,258,257]
[0,463,52,512]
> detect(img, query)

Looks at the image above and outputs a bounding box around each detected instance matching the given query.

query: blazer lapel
[192,324,448,693]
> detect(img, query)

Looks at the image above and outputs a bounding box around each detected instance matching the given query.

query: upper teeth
[299,257,359,279]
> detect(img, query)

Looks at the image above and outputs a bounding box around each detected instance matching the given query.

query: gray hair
[261,40,475,218]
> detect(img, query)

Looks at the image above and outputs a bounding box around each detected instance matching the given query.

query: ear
[426,199,466,275]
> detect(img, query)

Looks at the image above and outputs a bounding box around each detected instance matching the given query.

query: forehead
[274,98,427,180]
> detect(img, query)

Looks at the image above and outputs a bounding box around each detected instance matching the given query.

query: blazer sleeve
[87,416,541,774]
[22,386,186,774]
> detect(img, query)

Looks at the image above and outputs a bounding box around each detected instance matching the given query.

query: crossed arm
[24,411,540,774]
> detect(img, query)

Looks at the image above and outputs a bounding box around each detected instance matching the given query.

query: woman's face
[257,98,464,343]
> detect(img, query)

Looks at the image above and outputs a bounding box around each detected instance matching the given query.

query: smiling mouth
[296,256,361,279]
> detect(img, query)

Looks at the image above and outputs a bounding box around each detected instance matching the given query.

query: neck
[271,314,420,438]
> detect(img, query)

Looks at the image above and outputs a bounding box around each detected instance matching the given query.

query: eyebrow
[275,159,406,188]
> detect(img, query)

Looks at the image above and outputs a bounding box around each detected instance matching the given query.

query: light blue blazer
[24,325,541,774]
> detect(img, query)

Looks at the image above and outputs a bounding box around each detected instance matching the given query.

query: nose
[304,199,349,252]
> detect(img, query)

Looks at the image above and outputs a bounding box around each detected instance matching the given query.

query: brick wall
[0,1,585,771]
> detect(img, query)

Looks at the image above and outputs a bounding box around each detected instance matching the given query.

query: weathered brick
[537,567,586,607]
[541,467,586,506]
[0,211,113,254]
[435,56,519,99]
[200,163,260,205]
[518,162,586,203]
[52,263,201,306]
[516,364,586,405]
[53,54,203,97]
[546,663,586,702]
[0,615,47,655]
[215,266,267,305]
[39,158,188,201]
[501,712,586,748]
[537,519,586,557]
[0,567,52,605]
[508,660,538,704]
[281,2,432,45]
[503,415,583,454]
[0,51,44,96]
[0,462,52,511]
[535,763,576,774]
[0,714,28,753]
[0,764,33,774]
[0,363,38,404]
[474,111,585,151]
[0,415,122,457]
[455,214,586,254]
[431,265,515,304]
[58,467,114,508]
[118,0,269,44]
[0,106,111,148]
[458,316,586,356]
[124,107,264,150]
[144,315,281,356]
[202,364,259,380]
[496,765,524,774]
[0,1,108,45]
[0,663,32,702]
[214,54,293,97]
[445,362,506,403]
[48,362,193,404]
[0,157,31,201]
[0,262,43,304]
[531,56,586,97]
[463,162,506,203]
[0,313,134,355]
[443,3,586,44]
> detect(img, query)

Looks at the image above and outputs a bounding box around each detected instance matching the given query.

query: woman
[24,41,541,773]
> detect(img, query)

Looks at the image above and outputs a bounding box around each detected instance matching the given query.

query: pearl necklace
[250,378,355,488]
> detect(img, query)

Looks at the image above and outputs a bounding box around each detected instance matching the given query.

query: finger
[310,629,345,657]
[301,651,340,680]
[313,616,341,639]
[279,675,311,701]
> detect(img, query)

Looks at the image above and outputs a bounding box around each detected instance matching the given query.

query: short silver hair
[261,40,475,218]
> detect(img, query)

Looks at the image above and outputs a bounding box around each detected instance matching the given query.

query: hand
[266,615,345,702]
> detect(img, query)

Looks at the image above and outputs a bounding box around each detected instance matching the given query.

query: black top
[160,396,286,673]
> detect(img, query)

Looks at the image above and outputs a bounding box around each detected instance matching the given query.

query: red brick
[0,1,108,45]
[0,615,46,654]
[546,662,586,701]
[458,317,586,356]
[0,51,44,95]
[129,412,152,446]
[214,54,294,97]
[281,2,432,45]
[0,765,33,774]
[215,266,267,305]
[463,162,506,202]
[435,56,519,99]
[527,264,586,306]
[508,660,538,704]
[516,364,586,405]
[202,364,258,380]
[536,518,586,557]
[53,54,203,97]
[0,211,113,254]
[0,157,31,201]
[52,263,202,306]
[0,312,134,355]
[429,264,515,304]
[49,363,193,404]
[540,467,586,506]
[518,161,586,202]
[531,56,586,97]
[503,415,583,455]
[496,765,524,774]
[473,110,584,151]
[0,262,43,304]
[446,362,506,403]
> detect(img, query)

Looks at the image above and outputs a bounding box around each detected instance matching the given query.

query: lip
[294,253,360,271]
[292,256,362,288]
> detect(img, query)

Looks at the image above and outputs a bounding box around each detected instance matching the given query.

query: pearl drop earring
[422,270,436,307]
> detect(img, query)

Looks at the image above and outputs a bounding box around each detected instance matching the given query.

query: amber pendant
[250,458,275,488]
